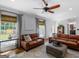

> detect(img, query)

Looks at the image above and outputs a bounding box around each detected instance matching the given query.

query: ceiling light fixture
[10,0,15,2]
[73,16,77,18]
[69,8,72,11]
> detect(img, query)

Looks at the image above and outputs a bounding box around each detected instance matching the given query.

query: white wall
[58,19,68,34]
[21,14,36,34]
[76,17,79,35]
[21,14,56,37]
[58,17,79,35]
[45,19,56,37]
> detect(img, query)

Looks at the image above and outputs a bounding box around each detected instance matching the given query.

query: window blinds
[1,15,17,23]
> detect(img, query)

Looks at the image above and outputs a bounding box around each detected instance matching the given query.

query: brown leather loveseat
[20,33,44,51]
[49,34,79,50]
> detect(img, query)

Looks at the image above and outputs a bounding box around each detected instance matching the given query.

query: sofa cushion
[59,38,77,42]
[75,35,79,40]
[54,37,61,39]
[30,33,38,39]
[37,39,42,42]
[69,35,79,39]
[69,35,75,39]
[32,37,38,41]
[29,41,37,45]
[67,39,77,42]
[60,38,67,40]
[57,39,77,45]
[66,41,77,45]
[60,34,69,38]
[57,39,66,42]
[24,35,32,42]
[57,34,61,37]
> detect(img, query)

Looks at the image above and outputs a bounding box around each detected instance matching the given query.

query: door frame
[35,18,46,38]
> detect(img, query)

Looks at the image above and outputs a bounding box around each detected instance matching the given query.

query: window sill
[0,39,18,42]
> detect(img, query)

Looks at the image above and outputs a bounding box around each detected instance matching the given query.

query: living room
[0,0,79,58]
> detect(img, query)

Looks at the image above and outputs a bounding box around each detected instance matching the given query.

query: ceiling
[0,0,79,22]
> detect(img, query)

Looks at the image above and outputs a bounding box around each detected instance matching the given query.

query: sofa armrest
[76,41,79,46]
[38,37,44,39]
[49,37,56,43]
[20,41,30,50]
[38,38,44,42]
[49,37,56,40]
[49,37,53,40]
[77,41,79,45]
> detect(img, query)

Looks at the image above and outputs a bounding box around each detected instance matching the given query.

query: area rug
[13,45,79,58]
[0,55,9,58]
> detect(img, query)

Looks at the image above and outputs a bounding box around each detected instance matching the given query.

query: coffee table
[46,43,67,58]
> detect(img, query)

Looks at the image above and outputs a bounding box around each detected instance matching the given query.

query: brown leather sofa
[49,34,79,50]
[20,33,44,51]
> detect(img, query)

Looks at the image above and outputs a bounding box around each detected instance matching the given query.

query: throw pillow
[32,37,38,41]
[24,35,32,42]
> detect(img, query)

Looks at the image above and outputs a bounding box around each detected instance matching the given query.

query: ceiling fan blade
[48,4,60,10]
[42,0,48,6]
[33,8,43,9]
[48,10,54,13]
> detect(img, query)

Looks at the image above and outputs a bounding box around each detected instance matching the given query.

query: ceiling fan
[33,0,60,13]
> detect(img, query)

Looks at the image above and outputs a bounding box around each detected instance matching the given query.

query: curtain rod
[0,10,23,16]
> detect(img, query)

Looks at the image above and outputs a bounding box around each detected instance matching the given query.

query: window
[36,19,46,38]
[0,15,17,41]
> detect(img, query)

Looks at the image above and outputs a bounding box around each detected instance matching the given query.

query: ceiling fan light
[10,0,15,2]
[73,16,77,18]
[69,8,72,11]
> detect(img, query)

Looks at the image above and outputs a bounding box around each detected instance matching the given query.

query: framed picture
[68,23,76,35]
[57,25,64,34]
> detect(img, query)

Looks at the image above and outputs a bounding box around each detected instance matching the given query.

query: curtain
[17,14,22,47]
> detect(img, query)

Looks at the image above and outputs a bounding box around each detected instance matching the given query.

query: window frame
[0,14,18,41]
